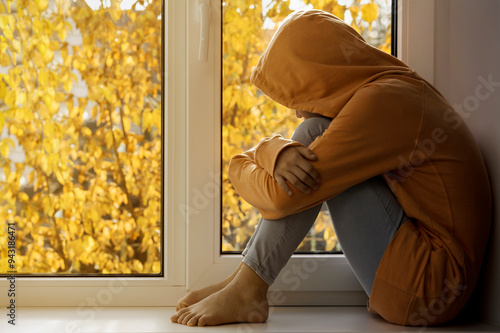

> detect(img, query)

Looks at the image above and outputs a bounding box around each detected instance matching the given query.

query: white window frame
[0,0,435,307]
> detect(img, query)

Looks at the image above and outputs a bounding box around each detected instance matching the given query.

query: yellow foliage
[0,0,162,274]
[361,2,379,24]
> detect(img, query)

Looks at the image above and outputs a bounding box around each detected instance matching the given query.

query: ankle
[233,264,269,297]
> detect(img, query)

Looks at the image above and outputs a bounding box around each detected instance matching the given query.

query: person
[171,10,491,327]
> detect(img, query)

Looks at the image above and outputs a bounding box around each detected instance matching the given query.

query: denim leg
[242,204,323,285]
[325,176,407,296]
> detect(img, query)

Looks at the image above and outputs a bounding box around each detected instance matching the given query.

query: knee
[290,117,332,147]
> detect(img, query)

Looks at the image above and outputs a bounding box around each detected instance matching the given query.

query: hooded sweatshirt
[228,10,492,326]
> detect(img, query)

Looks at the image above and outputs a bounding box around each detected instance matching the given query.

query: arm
[229,83,423,220]
[228,135,304,217]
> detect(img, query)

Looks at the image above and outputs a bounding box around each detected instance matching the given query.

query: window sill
[1,306,498,332]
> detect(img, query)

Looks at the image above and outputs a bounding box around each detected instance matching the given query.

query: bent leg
[326,176,407,296]
[242,204,323,285]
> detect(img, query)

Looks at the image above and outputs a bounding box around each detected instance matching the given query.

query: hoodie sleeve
[228,81,424,220]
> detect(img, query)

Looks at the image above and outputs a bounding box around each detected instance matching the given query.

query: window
[221,0,395,254]
[0,0,188,308]
[0,0,162,276]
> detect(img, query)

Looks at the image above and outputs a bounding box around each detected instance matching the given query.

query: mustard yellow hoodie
[228,10,491,325]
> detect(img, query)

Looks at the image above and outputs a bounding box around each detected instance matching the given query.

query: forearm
[228,135,304,217]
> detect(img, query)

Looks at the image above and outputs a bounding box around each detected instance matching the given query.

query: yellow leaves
[18,192,29,202]
[132,259,143,273]
[0,15,15,40]
[349,5,360,20]
[63,78,72,93]
[0,52,10,66]
[32,17,45,36]
[59,192,75,211]
[106,54,113,67]
[60,43,68,61]
[81,235,97,256]
[26,0,48,15]
[152,261,161,274]
[4,89,16,107]
[72,58,85,71]
[332,3,345,20]
[41,87,56,111]
[361,2,379,24]
[102,85,117,104]
[88,208,101,224]
[42,196,55,216]
[0,78,5,100]
[36,0,49,12]
[38,42,55,64]
[15,90,26,105]
[0,0,164,275]
[38,69,50,87]
[266,0,293,21]
[56,20,68,42]
[0,138,14,157]
[105,130,114,149]
[47,152,59,172]
[141,108,154,132]
[81,126,92,137]
[122,116,131,133]
[0,111,4,132]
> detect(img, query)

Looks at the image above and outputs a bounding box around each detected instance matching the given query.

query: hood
[250,10,415,119]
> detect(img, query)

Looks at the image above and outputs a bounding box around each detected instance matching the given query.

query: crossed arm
[228,85,421,220]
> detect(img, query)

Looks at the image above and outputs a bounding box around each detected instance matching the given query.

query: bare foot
[175,262,244,311]
[171,263,269,326]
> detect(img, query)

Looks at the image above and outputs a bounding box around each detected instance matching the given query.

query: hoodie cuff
[254,135,304,176]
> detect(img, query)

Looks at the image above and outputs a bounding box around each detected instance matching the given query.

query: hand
[273,146,321,196]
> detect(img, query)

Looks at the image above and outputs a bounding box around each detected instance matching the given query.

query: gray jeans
[242,117,407,296]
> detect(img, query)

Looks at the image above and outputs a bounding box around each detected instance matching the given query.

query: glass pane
[0,0,163,275]
[222,0,393,253]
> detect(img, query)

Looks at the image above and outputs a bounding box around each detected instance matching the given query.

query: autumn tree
[0,0,162,274]
[222,0,392,252]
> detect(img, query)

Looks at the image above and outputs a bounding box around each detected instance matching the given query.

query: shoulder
[357,76,425,101]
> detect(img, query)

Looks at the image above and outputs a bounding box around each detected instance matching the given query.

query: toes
[177,301,188,311]
[181,312,196,326]
[187,314,202,326]
[171,308,188,324]
[198,316,208,327]
[177,310,191,324]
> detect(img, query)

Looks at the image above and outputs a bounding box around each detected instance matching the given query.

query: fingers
[297,158,321,183]
[276,169,318,195]
[296,146,318,161]
[274,146,322,195]
[295,147,321,181]
[276,176,293,196]
[285,168,318,194]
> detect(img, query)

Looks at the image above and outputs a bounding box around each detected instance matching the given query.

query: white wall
[434,0,500,326]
